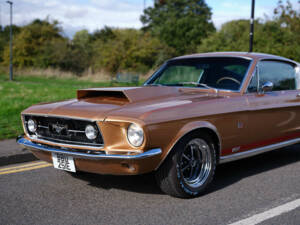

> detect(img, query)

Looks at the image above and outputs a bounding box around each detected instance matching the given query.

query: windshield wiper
[178,82,211,89]
[177,82,219,93]
[146,82,218,92]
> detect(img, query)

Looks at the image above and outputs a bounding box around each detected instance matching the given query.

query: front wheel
[155,133,216,198]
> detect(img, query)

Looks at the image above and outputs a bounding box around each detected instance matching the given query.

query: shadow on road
[70,169,163,195]
[70,145,300,196]
[209,145,300,194]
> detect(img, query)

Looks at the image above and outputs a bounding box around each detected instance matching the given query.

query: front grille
[23,115,104,148]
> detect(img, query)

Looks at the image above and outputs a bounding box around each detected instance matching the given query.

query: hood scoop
[77,88,130,103]
[77,87,180,103]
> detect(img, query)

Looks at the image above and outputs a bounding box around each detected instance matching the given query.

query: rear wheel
[155,132,216,198]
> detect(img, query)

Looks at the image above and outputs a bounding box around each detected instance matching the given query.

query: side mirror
[261,81,274,93]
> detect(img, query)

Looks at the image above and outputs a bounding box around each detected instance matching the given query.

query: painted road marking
[0,161,47,172]
[229,198,300,225]
[0,161,52,175]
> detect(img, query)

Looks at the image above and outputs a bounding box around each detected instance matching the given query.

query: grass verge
[0,74,142,140]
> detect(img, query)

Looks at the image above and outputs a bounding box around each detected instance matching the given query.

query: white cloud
[63,7,88,19]
[0,0,145,37]
[1,0,299,36]
[211,2,274,29]
[210,0,299,29]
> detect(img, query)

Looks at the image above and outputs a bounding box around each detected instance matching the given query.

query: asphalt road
[0,146,299,225]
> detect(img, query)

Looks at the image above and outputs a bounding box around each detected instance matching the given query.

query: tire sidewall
[171,132,217,197]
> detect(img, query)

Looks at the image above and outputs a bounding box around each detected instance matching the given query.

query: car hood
[22,86,227,122]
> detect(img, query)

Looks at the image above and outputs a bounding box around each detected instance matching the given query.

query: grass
[0,73,143,140]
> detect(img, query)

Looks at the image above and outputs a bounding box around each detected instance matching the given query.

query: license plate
[52,153,76,173]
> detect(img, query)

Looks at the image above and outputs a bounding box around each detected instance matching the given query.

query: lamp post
[6,1,13,81]
[249,0,255,52]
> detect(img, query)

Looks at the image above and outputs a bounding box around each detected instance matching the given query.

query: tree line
[0,0,299,77]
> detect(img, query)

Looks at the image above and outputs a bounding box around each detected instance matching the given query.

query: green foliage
[1,1,299,77]
[61,29,93,74]
[197,20,254,52]
[91,26,116,42]
[92,29,174,74]
[198,1,300,62]
[2,19,67,68]
[0,25,21,62]
[141,0,215,55]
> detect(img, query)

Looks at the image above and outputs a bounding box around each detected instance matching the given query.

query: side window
[247,69,258,93]
[259,61,296,91]
[296,66,300,89]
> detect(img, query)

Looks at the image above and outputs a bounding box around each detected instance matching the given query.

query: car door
[243,60,300,152]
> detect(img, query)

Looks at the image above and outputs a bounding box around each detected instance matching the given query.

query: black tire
[155,132,217,198]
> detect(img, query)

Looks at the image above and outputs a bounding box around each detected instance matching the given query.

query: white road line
[229,198,300,225]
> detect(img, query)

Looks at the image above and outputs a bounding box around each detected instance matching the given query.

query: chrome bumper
[17,137,162,160]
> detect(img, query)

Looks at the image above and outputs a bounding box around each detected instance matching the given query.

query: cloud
[207,0,299,29]
[64,7,88,19]
[0,0,145,37]
[1,0,299,37]
[210,1,273,29]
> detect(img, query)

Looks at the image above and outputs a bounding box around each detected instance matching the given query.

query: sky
[0,0,299,37]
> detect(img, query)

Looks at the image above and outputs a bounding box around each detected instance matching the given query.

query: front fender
[155,120,221,170]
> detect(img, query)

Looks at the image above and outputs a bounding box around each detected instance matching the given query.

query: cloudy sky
[0,0,299,37]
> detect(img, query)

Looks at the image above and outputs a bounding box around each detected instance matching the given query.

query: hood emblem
[51,123,68,134]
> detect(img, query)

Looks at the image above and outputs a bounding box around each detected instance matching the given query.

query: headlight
[127,123,144,147]
[85,125,98,140]
[27,119,37,133]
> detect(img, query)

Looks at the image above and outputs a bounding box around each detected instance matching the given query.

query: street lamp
[6,1,13,81]
[249,0,255,52]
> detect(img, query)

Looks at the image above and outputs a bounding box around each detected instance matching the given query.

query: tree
[141,0,215,55]
[67,29,93,74]
[0,25,21,63]
[197,19,255,53]
[92,28,174,74]
[91,26,116,42]
[271,0,300,60]
[2,18,67,68]
[197,1,300,62]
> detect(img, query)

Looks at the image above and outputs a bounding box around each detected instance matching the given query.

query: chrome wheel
[179,138,212,188]
[155,133,216,198]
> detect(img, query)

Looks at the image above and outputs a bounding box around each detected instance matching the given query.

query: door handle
[297,93,300,97]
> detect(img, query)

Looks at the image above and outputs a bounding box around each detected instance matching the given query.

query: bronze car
[17,52,300,198]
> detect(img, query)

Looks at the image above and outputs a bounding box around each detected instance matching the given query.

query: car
[17,52,300,198]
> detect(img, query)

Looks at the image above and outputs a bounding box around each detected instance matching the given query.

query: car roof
[171,52,299,65]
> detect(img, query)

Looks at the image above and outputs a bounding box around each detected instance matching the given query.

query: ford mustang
[17,52,300,198]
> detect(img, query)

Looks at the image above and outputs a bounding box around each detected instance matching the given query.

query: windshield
[146,57,251,91]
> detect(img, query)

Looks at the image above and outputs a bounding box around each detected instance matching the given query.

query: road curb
[0,153,38,167]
